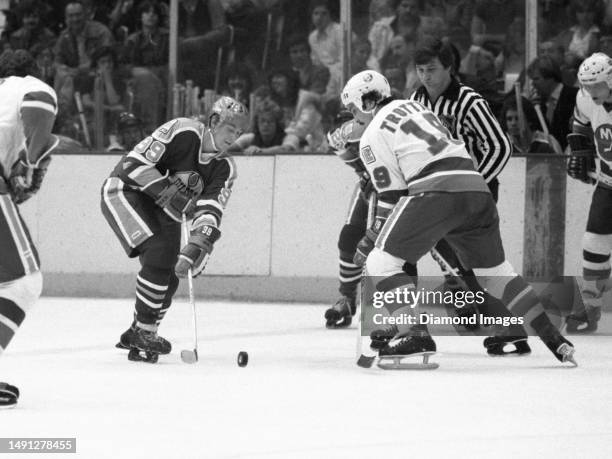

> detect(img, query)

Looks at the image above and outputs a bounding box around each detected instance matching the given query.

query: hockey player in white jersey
[0,50,59,406]
[566,52,612,333]
[341,70,576,367]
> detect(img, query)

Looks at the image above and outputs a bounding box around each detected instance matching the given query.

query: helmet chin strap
[203,127,219,153]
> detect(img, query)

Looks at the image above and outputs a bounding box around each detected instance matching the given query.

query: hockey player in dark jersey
[100,96,249,363]
[324,112,370,328]
[0,50,59,407]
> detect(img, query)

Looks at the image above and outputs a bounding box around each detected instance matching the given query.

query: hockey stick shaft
[181,214,199,362]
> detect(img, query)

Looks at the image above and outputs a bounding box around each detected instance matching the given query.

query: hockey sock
[338,224,366,298]
[134,266,171,331]
[0,297,26,354]
[156,274,179,327]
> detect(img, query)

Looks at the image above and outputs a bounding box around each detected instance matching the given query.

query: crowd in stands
[0,0,610,154]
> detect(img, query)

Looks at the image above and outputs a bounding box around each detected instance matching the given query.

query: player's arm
[175,158,237,278]
[117,126,203,221]
[567,94,596,184]
[465,98,512,182]
[9,89,59,204]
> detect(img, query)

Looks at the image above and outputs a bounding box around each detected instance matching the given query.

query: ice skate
[115,321,137,350]
[484,335,531,356]
[540,332,577,366]
[325,295,356,328]
[377,329,439,370]
[127,326,172,363]
[0,382,19,409]
[566,305,601,334]
[369,324,398,350]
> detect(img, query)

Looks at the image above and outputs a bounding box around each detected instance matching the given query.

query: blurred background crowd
[0,0,608,154]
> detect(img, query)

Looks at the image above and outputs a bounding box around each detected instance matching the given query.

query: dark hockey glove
[9,156,51,204]
[175,225,221,278]
[567,133,596,184]
[354,228,378,267]
[155,173,202,222]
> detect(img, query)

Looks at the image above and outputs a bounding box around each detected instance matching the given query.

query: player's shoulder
[152,117,205,144]
[199,153,238,182]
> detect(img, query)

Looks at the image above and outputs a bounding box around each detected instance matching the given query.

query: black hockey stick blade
[357,354,376,368]
[181,349,198,364]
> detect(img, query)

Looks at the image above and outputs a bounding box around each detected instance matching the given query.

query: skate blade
[115,341,128,350]
[181,349,198,364]
[127,348,159,363]
[377,351,439,370]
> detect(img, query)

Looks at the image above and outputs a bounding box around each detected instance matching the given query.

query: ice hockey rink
[1,297,611,459]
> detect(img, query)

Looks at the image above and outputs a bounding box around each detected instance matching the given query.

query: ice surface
[1,298,611,459]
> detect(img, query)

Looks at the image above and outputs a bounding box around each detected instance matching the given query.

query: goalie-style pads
[567,133,596,184]
[154,172,203,222]
[175,225,221,278]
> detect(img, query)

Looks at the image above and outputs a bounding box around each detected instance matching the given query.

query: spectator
[501,96,563,155]
[495,17,525,78]
[526,55,578,150]
[265,66,300,127]
[74,46,128,150]
[368,0,394,26]
[116,111,144,151]
[109,0,141,38]
[382,65,407,97]
[234,99,288,154]
[9,0,56,52]
[539,40,577,87]
[122,0,168,131]
[351,36,377,73]
[470,0,523,47]
[53,1,114,111]
[308,0,342,69]
[221,61,253,108]
[554,0,603,61]
[380,33,419,95]
[368,0,422,65]
[287,34,331,96]
[30,42,55,86]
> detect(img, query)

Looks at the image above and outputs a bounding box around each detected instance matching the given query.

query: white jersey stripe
[0,195,38,274]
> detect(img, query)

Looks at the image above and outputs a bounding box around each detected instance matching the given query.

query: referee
[407,38,526,351]
[410,37,511,201]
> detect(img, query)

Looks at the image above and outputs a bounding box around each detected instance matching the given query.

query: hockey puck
[237,351,248,367]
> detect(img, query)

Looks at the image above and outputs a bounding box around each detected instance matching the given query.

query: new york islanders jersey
[108,117,236,228]
[573,89,612,188]
[359,99,490,197]
[0,75,58,179]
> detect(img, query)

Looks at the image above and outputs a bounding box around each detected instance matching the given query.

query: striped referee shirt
[410,78,512,183]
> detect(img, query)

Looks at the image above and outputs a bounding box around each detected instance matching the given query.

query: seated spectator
[352,36,377,73]
[117,111,144,151]
[470,0,523,48]
[264,66,300,127]
[53,1,114,113]
[526,55,578,149]
[234,99,288,155]
[30,42,55,86]
[220,61,253,109]
[9,0,56,52]
[380,33,419,95]
[308,0,343,69]
[287,34,331,95]
[539,40,577,87]
[74,46,128,150]
[121,0,168,131]
[501,97,562,155]
[554,0,603,61]
[368,0,423,65]
[460,41,500,106]
[368,0,394,26]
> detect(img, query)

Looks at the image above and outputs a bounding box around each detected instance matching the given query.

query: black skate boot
[369,324,399,350]
[377,329,439,369]
[566,306,601,334]
[484,335,531,356]
[116,321,137,350]
[325,295,356,328]
[0,382,19,409]
[128,326,172,363]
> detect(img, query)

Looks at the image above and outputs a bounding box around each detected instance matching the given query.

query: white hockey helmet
[209,96,249,130]
[577,52,612,89]
[341,70,391,113]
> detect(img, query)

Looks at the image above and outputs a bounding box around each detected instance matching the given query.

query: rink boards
[17,155,593,300]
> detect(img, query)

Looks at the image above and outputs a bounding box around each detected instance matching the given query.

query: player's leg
[325,185,367,328]
[0,194,43,407]
[567,186,612,333]
[449,193,575,363]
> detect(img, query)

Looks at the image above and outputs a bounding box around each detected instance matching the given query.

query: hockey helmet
[209,96,249,131]
[341,70,391,113]
[578,52,612,89]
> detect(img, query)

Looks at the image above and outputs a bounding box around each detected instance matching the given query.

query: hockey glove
[175,225,221,278]
[353,228,378,267]
[358,172,373,197]
[567,133,596,184]
[155,175,199,222]
[9,156,51,204]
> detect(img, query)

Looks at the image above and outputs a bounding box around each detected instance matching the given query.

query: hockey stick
[181,213,199,364]
[356,192,378,368]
